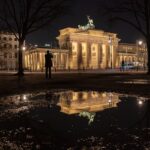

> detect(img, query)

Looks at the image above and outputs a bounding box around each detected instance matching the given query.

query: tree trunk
[146,39,150,74]
[17,40,24,76]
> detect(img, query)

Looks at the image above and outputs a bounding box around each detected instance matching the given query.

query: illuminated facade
[25,28,147,71]
[57,28,120,69]
[0,31,18,70]
[25,47,69,71]
[118,43,147,68]
[57,91,120,114]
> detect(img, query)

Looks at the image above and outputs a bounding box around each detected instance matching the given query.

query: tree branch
[110,16,147,37]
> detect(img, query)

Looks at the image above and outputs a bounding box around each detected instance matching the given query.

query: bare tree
[104,0,150,74]
[0,0,68,76]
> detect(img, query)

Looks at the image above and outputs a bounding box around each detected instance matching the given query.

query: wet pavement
[0,90,150,150]
[118,79,150,84]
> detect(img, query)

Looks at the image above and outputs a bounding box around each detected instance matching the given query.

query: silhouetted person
[45,50,53,79]
[121,60,125,71]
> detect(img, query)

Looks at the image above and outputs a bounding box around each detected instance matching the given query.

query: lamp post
[137,40,147,70]
[108,36,113,69]
[22,41,26,70]
[136,40,143,70]
[143,43,147,71]
[22,46,26,51]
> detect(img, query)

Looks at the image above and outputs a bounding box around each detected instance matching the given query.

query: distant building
[0,31,18,70]
[57,28,120,69]
[25,27,147,71]
[25,47,69,71]
[57,91,120,114]
[118,43,147,68]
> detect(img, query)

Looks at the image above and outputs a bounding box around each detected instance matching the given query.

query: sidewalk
[0,69,147,74]
[0,70,149,97]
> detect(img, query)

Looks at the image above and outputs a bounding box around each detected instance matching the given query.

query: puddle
[119,79,150,84]
[0,90,150,149]
[0,91,120,117]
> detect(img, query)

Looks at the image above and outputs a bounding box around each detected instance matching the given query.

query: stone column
[66,53,69,69]
[59,53,62,69]
[35,52,38,70]
[95,44,99,69]
[32,52,35,71]
[86,43,91,69]
[37,52,39,70]
[42,53,45,71]
[39,53,42,70]
[29,53,31,71]
[102,44,107,69]
[81,42,85,69]
[57,53,61,69]
[31,53,33,71]
[102,44,110,69]
[34,52,37,71]
[98,44,102,69]
[61,53,65,69]
[91,43,100,69]
[71,42,78,69]
[77,43,82,69]
[112,45,117,68]
[31,53,34,71]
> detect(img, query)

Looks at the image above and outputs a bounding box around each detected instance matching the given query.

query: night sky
[27,0,143,46]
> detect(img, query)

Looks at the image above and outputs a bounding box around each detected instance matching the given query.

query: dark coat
[121,60,125,66]
[45,53,53,67]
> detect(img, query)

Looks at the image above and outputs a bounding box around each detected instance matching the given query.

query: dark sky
[27,0,143,46]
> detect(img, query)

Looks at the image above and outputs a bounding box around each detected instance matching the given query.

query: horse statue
[79,111,96,125]
[78,16,95,31]
[87,16,95,29]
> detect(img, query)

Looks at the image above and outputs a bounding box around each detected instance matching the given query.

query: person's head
[47,50,50,54]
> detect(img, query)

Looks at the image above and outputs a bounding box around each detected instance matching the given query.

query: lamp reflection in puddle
[138,100,143,105]
[108,92,113,105]
[23,95,27,100]
[138,97,145,106]
[108,99,112,104]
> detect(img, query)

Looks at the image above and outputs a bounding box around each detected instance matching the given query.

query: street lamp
[22,42,26,69]
[137,40,147,70]
[108,36,113,69]
[138,100,143,105]
[108,92,113,106]
[138,40,143,46]
[136,40,143,70]
[143,43,147,70]
[22,46,26,51]
[140,42,147,70]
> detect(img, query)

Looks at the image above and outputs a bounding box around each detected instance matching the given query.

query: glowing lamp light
[23,95,27,100]
[138,40,143,46]
[138,100,143,105]
[108,99,112,103]
[22,46,26,51]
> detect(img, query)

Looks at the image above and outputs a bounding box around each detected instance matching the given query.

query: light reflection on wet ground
[118,79,150,84]
[0,90,150,150]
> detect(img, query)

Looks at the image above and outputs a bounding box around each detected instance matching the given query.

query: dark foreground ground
[0,72,150,97]
[0,72,150,150]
